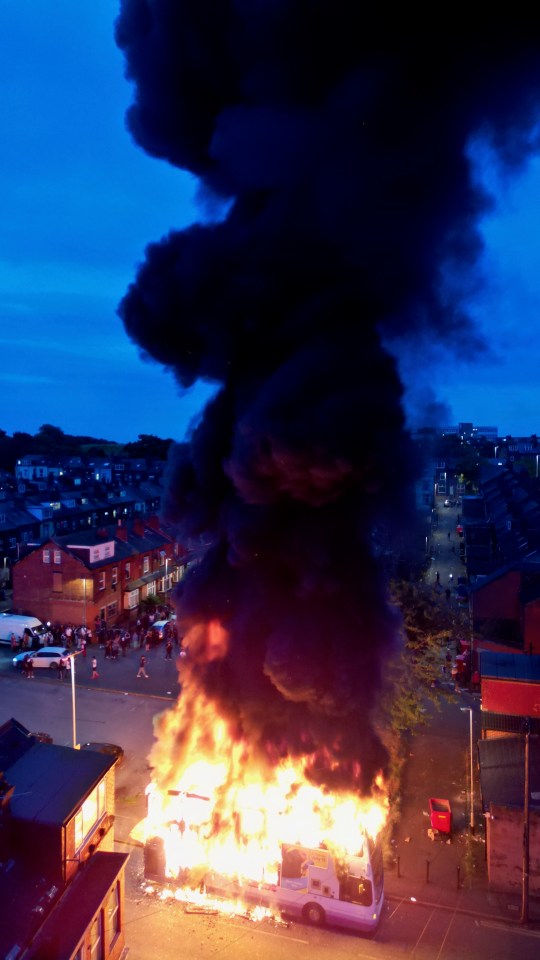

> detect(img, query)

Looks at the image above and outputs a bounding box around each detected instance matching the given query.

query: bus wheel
[303,902,325,926]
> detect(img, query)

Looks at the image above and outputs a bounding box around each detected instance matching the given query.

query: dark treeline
[0,425,173,473]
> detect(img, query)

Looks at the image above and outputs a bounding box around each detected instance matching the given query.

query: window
[143,556,149,574]
[126,589,139,609]
[112,567,118,586]
[146,581,156,597]
[43,549,51,563]
[9,537,16,549]
[74,780,106,851]
[98,572,106,591]
[125,562,131,580]
[89,913,103,960]
[106,601,117,619]
[53,550,61,565]
[106,882,121,947]
[92,548,100,562]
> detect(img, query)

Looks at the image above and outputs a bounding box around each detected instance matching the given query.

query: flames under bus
[143,789,385,937]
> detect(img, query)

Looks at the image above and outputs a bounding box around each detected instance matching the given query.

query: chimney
[133,519,145,537]
[116,525,128,542]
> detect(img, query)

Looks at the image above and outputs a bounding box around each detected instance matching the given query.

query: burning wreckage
[115,0,540,936]
[134,686,387,933]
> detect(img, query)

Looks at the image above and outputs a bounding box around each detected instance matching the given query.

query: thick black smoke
[115,4,540,792]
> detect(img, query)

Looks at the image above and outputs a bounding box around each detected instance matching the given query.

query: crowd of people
[8,605,181,657]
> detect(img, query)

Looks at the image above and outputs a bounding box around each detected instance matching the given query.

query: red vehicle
[429,797,452,834]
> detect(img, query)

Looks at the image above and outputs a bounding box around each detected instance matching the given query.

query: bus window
[368,836,384,900]
[339,875,373,907]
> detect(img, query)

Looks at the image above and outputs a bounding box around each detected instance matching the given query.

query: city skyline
[1,5,540,443]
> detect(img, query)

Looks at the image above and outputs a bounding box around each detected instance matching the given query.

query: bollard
[397,856,401,878]
[457,865,461,889]
[426,860,430,883]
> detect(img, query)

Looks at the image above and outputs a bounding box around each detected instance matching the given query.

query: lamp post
[520,718,531,925]
[67,649,84,749]
[82,577,87,629]
[460,706,475,833]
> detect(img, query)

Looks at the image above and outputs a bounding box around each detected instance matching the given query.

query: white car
[12,646,70,670]
[151,619,176,641]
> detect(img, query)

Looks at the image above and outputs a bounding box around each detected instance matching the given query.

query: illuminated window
[98,572,106,591]
[146,581,156,596]
[53,550,61,565]
[124,562,130,580]
[112,567,118,586]
[143,556,149,574]
[43,549,51,563]
[74,780,106,851]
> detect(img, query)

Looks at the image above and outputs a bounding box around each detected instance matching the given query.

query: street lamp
[69,650,82,749]
[82,577,87,628]
[460,706,475,833]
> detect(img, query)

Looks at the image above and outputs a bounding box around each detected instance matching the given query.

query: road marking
[478,920,540,938]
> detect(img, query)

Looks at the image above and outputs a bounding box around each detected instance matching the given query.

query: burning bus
[135,690,387,936]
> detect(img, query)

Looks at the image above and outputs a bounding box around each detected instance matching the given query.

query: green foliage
[377,579,470,831]
[122,434,173,460]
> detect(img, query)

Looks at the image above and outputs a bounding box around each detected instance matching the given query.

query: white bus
[207,838,384,935]
[143,792,384,937]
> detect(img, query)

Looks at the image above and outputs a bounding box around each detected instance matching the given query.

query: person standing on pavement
[165,638,173,660]
[137,654,149,678]
[65,656,72,682]
[58,658,65,681]
[91,655,99,680]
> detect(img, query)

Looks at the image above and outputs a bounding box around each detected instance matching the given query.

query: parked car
[151,619,176,641]
[12,647,70,670]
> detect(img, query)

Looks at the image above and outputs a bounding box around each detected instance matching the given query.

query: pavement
[383,495,540,927]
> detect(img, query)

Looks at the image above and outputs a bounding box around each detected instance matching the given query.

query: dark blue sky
[1,2,539,442]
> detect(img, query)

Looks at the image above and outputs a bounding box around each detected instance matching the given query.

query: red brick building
[471,566,540,655]
[12,517,185,629]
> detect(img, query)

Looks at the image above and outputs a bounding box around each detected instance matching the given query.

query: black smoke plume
[115,4,540,793]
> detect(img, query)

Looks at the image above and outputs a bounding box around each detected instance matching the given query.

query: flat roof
[7,743,114,825]
[28,852,129,958]
[479,651,540,683]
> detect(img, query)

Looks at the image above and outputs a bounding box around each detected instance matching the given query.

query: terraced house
[11,517,186,629]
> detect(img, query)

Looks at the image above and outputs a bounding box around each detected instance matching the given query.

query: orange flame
[138,653,389,899]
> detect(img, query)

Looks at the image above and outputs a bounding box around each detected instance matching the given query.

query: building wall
[523,599,540,656]
[487,803,540,894]
[482,679,540,717]
[72,872,127,960]
[471,571,522,621]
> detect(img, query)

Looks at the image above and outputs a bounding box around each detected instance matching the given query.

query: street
[1,640,540,958]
